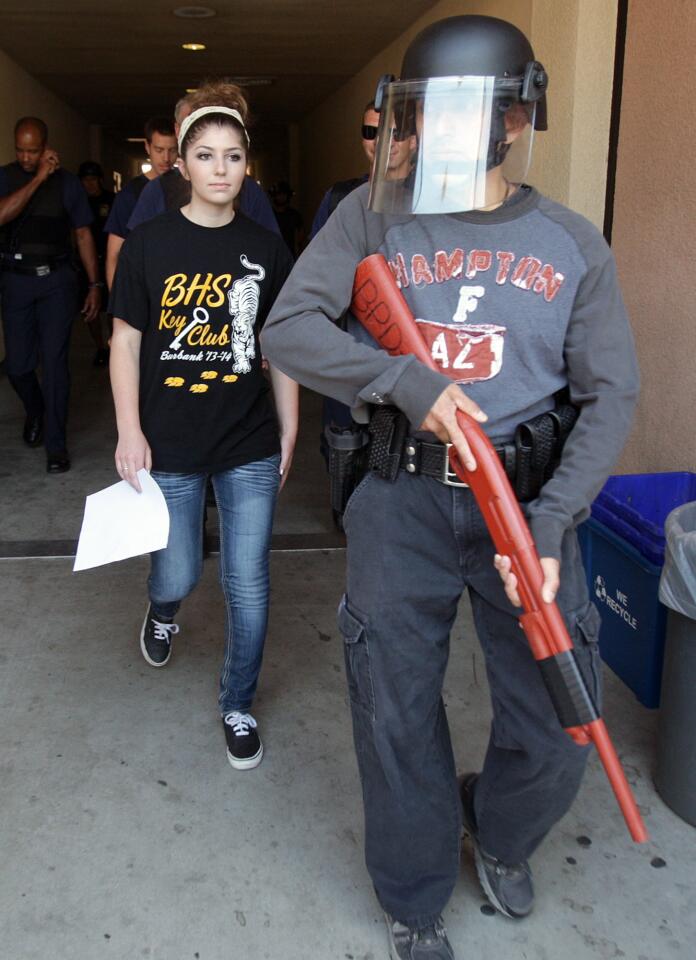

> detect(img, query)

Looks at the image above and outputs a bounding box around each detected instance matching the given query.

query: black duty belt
[0,255,70,277]
[323,401,579,520]
[400,436,514,489]
[366,403,578,503]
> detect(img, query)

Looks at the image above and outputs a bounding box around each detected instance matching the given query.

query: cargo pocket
[337,596,375,719]
[571,601,603,713]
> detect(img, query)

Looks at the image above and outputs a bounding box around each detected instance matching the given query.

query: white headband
[178,105,250,152]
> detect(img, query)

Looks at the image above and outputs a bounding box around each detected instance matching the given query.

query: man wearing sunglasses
[309,102,380,240]
[311,104,415,239]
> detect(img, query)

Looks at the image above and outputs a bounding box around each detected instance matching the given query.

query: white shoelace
[223,711,257,737]
[152,620,180,644]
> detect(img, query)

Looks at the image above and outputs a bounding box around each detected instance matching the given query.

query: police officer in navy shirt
[0,116,100,473]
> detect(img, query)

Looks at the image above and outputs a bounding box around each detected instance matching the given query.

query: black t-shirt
[110,209,293,473]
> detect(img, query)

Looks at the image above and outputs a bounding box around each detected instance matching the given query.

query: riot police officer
[0,116,100,473]
[262,16,639,960]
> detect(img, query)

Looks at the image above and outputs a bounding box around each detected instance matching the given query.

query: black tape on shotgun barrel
[537,651,600,728]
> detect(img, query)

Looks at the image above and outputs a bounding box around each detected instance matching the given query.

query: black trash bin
[655,501,696,826]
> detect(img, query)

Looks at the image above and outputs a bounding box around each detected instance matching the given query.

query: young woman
[109,95,298,770]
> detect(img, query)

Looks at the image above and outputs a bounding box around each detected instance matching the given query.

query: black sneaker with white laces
[139,605,179,667]
[459,772,534,919]
[223,711,263,770]
[384,914,455,960]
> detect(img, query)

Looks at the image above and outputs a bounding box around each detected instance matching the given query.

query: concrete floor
[1,322,694,960]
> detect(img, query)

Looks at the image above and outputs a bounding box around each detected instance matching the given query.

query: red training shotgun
[351,253,648,844]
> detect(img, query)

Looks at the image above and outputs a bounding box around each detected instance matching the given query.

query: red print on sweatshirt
[416,318,506,383]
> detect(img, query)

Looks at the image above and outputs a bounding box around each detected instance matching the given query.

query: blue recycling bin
[593,472,696,565]
[578,519,666,707]
[577,472,696,708]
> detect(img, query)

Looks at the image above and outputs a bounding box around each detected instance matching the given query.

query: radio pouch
[514,402,579,501]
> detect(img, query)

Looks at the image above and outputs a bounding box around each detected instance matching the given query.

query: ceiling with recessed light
[0,0,436,140]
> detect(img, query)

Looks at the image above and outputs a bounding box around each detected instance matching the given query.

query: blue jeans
[339,470,602,928]
[149,454,280,714]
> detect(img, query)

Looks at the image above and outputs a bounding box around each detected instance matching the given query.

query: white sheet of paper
[73,469,169,572]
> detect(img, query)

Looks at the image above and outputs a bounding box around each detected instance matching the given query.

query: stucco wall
[299,0,617,231]
[529,0,617,226]
[612,0,696,473]
[0,48,89,174]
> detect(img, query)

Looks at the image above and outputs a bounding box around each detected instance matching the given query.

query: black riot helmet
[369,16,549,215]
[398,16,548,130]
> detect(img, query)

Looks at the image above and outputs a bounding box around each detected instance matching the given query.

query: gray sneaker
[459,773,534,919]
[384,913,455,959]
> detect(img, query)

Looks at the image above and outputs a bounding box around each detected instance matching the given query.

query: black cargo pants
[338,469,601,929]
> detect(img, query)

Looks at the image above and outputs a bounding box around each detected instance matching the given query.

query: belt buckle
[441,443,468,487]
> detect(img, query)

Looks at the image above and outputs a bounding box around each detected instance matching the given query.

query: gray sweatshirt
[261,183,639,560]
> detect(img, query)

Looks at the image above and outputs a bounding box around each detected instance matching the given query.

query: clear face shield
[368,76,536,215]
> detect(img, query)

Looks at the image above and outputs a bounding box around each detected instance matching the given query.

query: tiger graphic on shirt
[227,255,265,374]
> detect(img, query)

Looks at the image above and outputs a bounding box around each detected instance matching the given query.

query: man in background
[269,180,304,260]
[104,116,177,288]
[0,116,99,473]
[309,101,379,239]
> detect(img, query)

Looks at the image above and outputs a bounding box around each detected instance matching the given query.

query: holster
[513,401,578,501]
[324,406,408,524]
[366,405,409,482]
[326,398,578,516]
[324,422,370,516]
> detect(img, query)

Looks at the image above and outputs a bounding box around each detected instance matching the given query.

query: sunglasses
[361,124,412,142]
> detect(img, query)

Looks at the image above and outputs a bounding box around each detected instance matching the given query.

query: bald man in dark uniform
[0,117,100,472]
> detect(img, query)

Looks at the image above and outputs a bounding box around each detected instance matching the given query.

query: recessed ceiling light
[173,6,216,18]
[126,137,146,142]
[182,42,206,51]
[185,87,197,93]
